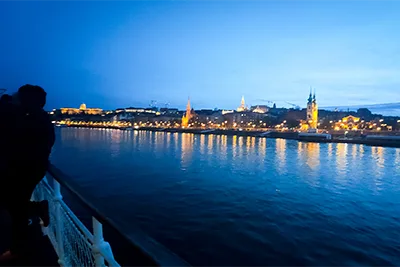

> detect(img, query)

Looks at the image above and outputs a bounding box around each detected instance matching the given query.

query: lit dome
[79,103,87,110]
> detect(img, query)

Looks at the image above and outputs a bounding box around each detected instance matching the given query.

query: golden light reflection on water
[371,146,385,181]
[371,146,386,190]
[258,137,267,163]
[207,134,214,151]
[154,132,164,150]
[110,129,121,140]
[109,129,125,157]
[297,142,303,154]
[276,139,287,171]
[216,135,228,161]
[200,134,205,154]
[377,147,385,168]
[221,135,228,160]
[251,137,256,150]
[60,129,397,194]
[166,132,171,149]
[351,144,357,159]
[297,142,320,170]
[232,135,238,158]
[238,136,244,157]
[359,144,364,155]
[327,143,333,159]
[246,136,251,154]
[306,143,320,170]
[336,143,348,175]
[181,133,194,168]
[154,131,160,143]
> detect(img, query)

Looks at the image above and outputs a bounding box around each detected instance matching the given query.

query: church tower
[237,96,247,112]
[181,98,192,127]
[306,88,318,130]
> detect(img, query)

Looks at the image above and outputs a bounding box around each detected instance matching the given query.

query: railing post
[54,180,65,266]
[38,178,48,235]
[92,217,106,267]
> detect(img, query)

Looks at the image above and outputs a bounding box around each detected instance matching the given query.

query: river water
[51,127,400,266]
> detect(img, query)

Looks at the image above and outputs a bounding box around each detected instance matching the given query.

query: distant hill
[322,103,400,116]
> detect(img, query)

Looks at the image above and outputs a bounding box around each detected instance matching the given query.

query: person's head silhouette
[17,84,46,110]
[0,94,12,104]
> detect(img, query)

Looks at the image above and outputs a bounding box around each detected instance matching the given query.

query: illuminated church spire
[186,97,191,115]
[181,97,192,127]
[313,89,316,103]
[237,96,247,112]
[306,88,318,131]
[308,87,313,103]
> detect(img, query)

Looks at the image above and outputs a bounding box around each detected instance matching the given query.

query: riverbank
[58,125,400,148]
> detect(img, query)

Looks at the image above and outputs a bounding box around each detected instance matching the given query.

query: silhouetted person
[0,85,55,260]
[0,94,12,104]
[0,93,19,186]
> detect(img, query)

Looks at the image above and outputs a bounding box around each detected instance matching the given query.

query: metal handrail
[47,164,189,267]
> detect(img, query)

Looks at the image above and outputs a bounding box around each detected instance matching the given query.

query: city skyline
[56,94,400,118]
[0,1,399,113]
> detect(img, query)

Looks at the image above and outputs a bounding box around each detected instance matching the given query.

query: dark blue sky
[1,1,399,111]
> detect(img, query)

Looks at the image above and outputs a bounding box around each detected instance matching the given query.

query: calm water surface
[52,127,400,266]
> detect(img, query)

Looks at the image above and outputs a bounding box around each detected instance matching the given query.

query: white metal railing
[31,177,120,267]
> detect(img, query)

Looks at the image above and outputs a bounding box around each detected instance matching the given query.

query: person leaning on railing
[0,85,55,261]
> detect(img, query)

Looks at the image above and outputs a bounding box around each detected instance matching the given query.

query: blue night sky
[0,1,399,111]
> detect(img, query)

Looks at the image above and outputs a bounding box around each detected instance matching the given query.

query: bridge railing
[32,164,189,267]
[32,176,120,266]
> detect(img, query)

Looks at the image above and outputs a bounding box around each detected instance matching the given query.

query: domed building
[79,103,87,110]
[60,103,102,115]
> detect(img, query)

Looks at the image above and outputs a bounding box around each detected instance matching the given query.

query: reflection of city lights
[276,139,287,171]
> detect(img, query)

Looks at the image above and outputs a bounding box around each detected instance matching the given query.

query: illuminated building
[60,107,80,115]
[251,105,269,114]
[125,108,157,114]
[223,111,266,128]
[60,103,102,115]
[222,110,234,115]
[181,98,192,127]
[306,89,318,130]
[334,115,361,130]
[237,96,247,112]
[342,115,360,124]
